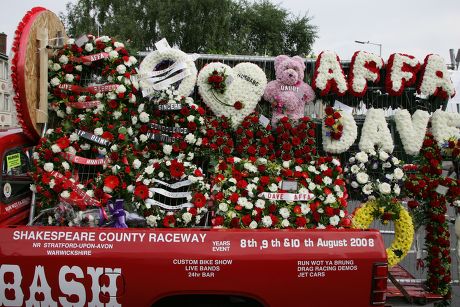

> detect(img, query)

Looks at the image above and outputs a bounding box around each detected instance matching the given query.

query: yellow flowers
[352,200,414,267]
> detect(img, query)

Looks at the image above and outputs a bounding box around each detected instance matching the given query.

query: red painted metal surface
[0,227,386,307]
[387,265,443,303]
[0,129,34,224]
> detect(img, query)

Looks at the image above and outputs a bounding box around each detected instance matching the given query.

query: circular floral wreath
[345,150,405,202]
[352,200,414,267]
[48,35,139,124]
[132,158,210,228]
[138,48,197,97]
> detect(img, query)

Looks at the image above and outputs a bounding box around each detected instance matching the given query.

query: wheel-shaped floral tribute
[211,156,349,229]
[132,157,210,227]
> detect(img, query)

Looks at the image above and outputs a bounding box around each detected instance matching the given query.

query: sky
[0,0,459,63]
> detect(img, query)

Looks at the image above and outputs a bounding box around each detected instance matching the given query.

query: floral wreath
[234,112,275,160]
[345,149,405,202]
[138,47,197,98]
[211,156,349,229]
[352,199,414,267]
[48,35,139,124]
[135,89,207,161]
[197,62,267,128]
[322,107,357,154]
[132,158,210,228]
[274,116,317,163]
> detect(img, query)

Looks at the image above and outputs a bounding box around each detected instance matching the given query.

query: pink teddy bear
[264,55,315,127]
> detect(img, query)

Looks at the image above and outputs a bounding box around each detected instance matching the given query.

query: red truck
[0,129,388,307]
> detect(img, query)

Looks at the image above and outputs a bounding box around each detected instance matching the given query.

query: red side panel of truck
[0,227,386,307]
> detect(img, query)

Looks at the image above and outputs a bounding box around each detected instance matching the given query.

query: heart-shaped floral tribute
[197,62,267,128]
[211,157,349,229]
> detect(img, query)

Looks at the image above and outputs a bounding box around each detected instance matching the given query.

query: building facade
[0,33,17,127]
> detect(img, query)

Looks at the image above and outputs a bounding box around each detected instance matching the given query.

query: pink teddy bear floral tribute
[264,55,315,126]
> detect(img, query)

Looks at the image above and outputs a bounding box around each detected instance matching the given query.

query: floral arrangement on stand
[346,149,414,267]
[132,157,210,228]
[274,116,317,163]
[234,112,275,160]
[405,133,460,298]
[211,156,349,229]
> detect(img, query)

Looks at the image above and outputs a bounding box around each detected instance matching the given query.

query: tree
[62,0,318,56]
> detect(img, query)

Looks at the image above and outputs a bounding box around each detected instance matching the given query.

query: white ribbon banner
[258,192,314,202]
[145,198,194,210]
[149,187,191,199]
[133,61,187,82]
[152,178,192,189]
[142,70,191,97]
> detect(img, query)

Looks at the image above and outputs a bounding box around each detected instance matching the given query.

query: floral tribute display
[348,51,384,97]
[352,199,414,267]
[394,109,430,156]
[385,53,420,96]
[47,35,139,124]
[131,157,210,228]
[31,35,144,225]
[405,133,460,297]
[137,43,197,98]
[322,107,357,154]
[274,116,317,163]
[234,112,275,160]
[312,50,348,96]
[417,54,456,99]
[197,62,267,128]
[347,149,414,267]
[134,88,207,161]
[203,115,235,159]
[345,150,405,203]
[263,55,315,127]
[211,157,349,229]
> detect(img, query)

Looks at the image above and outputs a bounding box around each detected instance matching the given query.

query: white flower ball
[84,43,94,52]
[43,163,54,172]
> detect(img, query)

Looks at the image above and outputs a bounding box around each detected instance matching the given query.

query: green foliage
[62,0,318,56]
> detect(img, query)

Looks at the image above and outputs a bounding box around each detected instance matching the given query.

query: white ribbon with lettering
[142,70,191,97]
[133,61,187,82]
[149,187,191,199]
[152,178,192,189]
[258,192,314,202]
[145,198,194,210]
